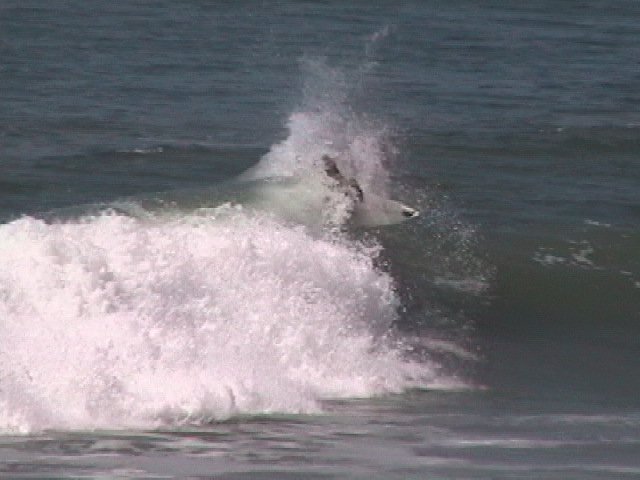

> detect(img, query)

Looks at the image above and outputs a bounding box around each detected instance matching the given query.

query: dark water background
[1,1,639,478]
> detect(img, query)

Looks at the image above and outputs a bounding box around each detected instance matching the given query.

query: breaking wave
[0,58,467,434]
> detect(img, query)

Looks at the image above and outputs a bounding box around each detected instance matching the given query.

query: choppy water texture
[1,1,639,478]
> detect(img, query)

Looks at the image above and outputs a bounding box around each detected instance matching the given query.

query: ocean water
[1,1,639,478]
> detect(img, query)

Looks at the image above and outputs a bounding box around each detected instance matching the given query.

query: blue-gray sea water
[1,1,639,479]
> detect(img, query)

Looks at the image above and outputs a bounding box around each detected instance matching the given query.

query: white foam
[0,210,454,433]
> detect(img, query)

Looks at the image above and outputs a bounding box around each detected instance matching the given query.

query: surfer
[322,154,417,219]
[322,155,364,203]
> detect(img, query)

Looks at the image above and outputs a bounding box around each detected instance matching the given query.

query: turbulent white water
[0,207,459,433]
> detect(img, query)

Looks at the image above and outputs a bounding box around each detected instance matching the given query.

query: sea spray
[243,57,395,198]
